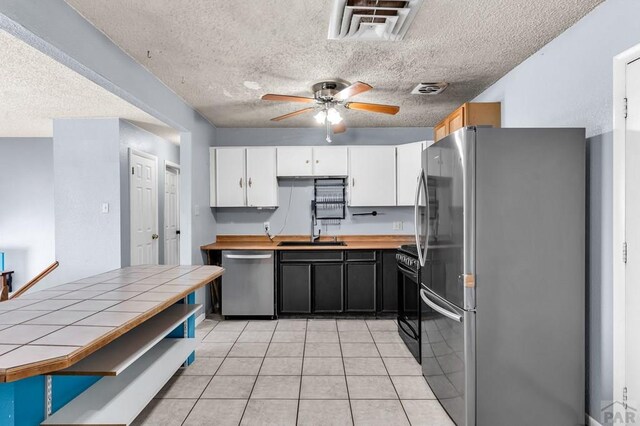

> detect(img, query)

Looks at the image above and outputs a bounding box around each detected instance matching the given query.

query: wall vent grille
[328,0,425,41]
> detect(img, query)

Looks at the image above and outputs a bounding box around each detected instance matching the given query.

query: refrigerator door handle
[420,289,463,323]
[414,170,428,267]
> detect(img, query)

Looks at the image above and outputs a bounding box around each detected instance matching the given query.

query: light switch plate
[392,221,403,230]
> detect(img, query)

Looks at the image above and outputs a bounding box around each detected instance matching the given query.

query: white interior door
[164,165,180,265]
[625,57,640,411]
[130,151,158,266]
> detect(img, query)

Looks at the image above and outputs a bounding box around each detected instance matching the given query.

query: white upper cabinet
[312,146,348,176]
[212,147,278,207]
[277,146,348,177]
[396,141,426,206]
[246,147,278,207]
[215,147,246,207]
[348,146,396,206]
[277,147,313,177]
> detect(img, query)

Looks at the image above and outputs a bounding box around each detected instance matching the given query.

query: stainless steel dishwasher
[221,250,275,317]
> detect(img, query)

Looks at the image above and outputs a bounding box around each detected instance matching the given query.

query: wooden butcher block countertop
[200,235,414,251]
[0,265,223,382]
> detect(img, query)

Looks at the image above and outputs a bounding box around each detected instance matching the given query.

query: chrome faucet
[311,201,321,243]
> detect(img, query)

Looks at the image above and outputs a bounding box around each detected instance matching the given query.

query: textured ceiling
[65,0,603,128]
[0,30,178,142]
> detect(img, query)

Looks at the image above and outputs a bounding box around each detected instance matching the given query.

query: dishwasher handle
[223,253,273,260]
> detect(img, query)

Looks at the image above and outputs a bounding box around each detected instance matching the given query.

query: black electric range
[396,244,421,362]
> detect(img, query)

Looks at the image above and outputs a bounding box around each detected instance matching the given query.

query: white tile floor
[132,318,454,426]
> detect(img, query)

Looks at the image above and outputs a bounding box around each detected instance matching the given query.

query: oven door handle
[396,262,418,279]
[397,317,419,340]
[420,289,463,323]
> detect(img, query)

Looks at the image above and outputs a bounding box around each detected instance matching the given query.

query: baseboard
[195,312,205,326]
[587,414,603,426]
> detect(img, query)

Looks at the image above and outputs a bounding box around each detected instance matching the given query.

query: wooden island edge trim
[0,268,224,383]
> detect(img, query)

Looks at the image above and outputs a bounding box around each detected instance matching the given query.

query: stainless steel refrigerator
[414,127,585,425]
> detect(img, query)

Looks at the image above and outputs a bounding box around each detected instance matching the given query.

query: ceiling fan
[261,79,400,143]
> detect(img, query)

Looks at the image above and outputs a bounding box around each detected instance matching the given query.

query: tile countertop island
[200,234,415,251]
[0,264,223,426]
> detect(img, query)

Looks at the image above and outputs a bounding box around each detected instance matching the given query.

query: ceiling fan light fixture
[314,110,327,124]
[327,107,343,124]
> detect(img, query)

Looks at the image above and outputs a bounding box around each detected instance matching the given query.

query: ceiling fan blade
[332,121,347,134]
[270,107,315,122]
[262,94,316,103]
[346,102,400,115]
[333,81,373,101]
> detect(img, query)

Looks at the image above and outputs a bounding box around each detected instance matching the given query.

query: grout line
[336,320,356,426]
[181,320,249,426]
[237,320,271,425]
[294,319,308,425]
[365,320,412,425]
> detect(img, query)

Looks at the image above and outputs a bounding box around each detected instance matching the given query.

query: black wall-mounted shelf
[314,178,346,220]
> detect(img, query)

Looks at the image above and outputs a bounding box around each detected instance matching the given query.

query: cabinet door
[447,106,465,134]
[396,141,425,206]
[277,147,313,177]
[348,146,396,206]
[280,264,311,313]
[313,146,348,176]
[346,263,376,312]
[209,148,216,207]
[246,147,278,207]
[313,263,344,312]
[216,148,246,207]
[379,251,398,314]
[434,122,448,141]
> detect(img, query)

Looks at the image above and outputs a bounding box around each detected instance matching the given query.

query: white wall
[213,127,432,237]
[472,0,640,421]
[0,138,55,289]
[53,118,122,286]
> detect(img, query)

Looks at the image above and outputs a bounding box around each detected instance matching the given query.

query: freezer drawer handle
[224,254,273,260]
[420,289,463,323]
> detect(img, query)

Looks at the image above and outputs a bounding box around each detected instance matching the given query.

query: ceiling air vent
[328,0,424,41]
[411,82,449,95]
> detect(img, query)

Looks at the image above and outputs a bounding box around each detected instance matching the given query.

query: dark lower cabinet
[278,249,398,316]
[346,263,376,312]
[313,263,344,312]
[379,251,398,313]
[280,264,311,313]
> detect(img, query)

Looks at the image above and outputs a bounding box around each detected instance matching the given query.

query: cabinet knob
[239,178,243,188]
[248,177,252,187]
[305,160,310,164]
[316,160,319,163]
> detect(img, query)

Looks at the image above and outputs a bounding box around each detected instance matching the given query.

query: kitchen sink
[277,241,347,247]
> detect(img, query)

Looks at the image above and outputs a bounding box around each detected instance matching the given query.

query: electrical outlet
[392,221,403,230]
[264,222,270,233]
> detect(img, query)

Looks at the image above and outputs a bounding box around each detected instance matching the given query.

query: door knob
[152,233,159,240]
